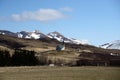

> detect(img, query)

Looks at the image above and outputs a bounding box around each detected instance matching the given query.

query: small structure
[110,53,119,56]
[49,64,55,67]
[56,41,65,51]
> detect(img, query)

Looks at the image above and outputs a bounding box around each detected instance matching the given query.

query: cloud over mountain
[11,8,66,22]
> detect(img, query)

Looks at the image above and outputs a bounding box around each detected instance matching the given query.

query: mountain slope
[0,34,120,66]
[1,34,120,54]
[0,34,58,53]
[100,40,120,50]
[47,31,71,42]
[47,31,88,44]
[0,30,17,37]
[0,34,25,48]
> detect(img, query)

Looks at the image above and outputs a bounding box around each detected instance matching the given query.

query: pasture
[0,66,120,80]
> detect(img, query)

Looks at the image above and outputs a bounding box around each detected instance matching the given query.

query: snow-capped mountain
[0,30,46,39]
[0,30,89,45]
[100,40,120,50]
[47,31,70,42]
[17,30,46,39]
[47,31,88,45]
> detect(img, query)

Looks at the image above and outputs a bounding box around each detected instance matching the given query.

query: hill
[0,34,120,66]
[0,34,57,52]
[1,34,120,53]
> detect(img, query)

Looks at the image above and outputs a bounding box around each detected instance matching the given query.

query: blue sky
[0,0,120,46]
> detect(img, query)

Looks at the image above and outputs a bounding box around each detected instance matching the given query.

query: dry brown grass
[0,46,14,55]
[22,47,55,52]
[39,50,80,64]
[0,66,120,80]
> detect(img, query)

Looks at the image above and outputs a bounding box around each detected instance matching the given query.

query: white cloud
[11,9,65,22]
[60,7,73,12]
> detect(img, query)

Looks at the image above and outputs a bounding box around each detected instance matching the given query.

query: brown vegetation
[0,34,120,66]
[0,66,120,80]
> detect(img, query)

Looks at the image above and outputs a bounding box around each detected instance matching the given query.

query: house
[56,41,65,51]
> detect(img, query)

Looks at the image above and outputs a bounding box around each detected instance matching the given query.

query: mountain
[1,33,120,54]
[0,30,47,39]
[0,33,120,67]
[47,31,71,42]
[17,30,46,39]
[0,30,17,37]
[0,30,89,45]
[100,40,120,50]
[47,31,88,45]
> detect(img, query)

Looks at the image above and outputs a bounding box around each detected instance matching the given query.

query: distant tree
[0,50,11,66]
[11,49,38,66]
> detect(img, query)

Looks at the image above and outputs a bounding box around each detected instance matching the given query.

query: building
[56,41,65,51]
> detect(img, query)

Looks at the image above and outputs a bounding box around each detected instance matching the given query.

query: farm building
[56,41,65,51]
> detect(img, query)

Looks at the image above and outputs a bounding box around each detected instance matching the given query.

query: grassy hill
[0,34,120,66]
[1,34,120,53]
[0,34,57,52]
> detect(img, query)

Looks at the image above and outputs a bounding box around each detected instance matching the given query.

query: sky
[0,0,120,46]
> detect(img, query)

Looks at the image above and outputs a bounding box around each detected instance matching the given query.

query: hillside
[0,34,120,66]
[1,34,120,53]
[0,34,57,52]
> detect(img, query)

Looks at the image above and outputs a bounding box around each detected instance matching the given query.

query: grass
[0,66,120,80]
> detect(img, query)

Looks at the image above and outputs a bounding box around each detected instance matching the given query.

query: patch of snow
[17,33,23,38]
[30,33,40,39]
[25,35,31,39]
[70,38,89,45]
[47,35,53,38]
[54,36,63,42]
[64,40,71,43]
[0,32,5,35]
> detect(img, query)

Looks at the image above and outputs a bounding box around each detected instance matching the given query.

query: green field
[0,66,120,80]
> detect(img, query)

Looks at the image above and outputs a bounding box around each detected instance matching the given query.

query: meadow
[0,66,120,80]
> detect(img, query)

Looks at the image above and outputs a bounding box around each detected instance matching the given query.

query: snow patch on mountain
[47,31,66,42]
[17,30,46,39]
[17,33,23,38]
[0,32,5,35]
[30,32,40,39]
[70,38,89,44]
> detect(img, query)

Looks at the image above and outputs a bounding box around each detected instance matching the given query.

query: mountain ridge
[1,30,120,50]
[0,30,88,45]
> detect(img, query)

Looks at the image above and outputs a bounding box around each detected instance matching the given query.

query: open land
[0,66,120,80]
